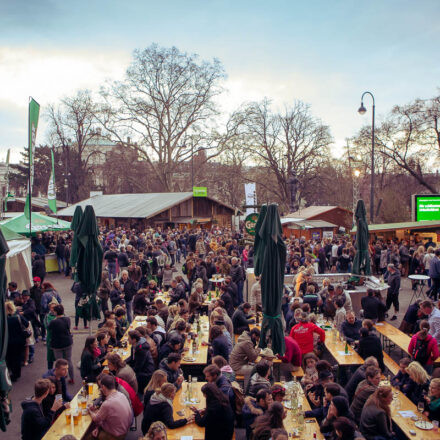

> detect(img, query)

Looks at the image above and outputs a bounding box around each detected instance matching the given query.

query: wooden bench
[383,351,400,376]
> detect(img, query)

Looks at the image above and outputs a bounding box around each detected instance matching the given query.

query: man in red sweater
[290,312,326,354]
[278,335,302,380]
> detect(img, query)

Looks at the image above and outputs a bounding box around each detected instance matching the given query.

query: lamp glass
[358,104,367,115]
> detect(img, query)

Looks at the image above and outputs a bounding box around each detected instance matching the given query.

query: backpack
[230,381,245,415]
[412,337,430,364]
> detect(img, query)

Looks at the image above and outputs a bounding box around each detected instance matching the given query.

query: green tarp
[0,213,70,236]
[254,204,286,356]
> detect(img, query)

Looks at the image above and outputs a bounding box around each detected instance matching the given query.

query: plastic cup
[88,383,94,395]
[433,420,439,432]
[72,409,79,425]
[65,409,72,424]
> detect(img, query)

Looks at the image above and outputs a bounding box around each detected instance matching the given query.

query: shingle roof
[57,193,194,219]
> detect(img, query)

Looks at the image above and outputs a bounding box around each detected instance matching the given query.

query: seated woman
[424,378,440,421]
[333,416,361,440]
[252,401,286,439]
[80,336,102,383]
[141,383,192,435]
[96,331,110,362]
[144,370,168,406]
[360,386,395,440]
[408,320,439,374]
[390,357,411,392]
[100,319,118,346]
[404,361,430,404]
[144,421,168,440]
[212,355,235,383]
[191,382,235,440]
[320,396,354,437]
[301,352,319,391]
[210,325,230,362]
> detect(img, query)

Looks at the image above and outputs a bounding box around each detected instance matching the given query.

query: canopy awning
[0,213,71,236]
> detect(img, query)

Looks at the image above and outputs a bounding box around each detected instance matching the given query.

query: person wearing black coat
[21,380,62,440]
[120,271,137,322]
[210,325,231,361]
[32,255,46,283]
[133,292,148,316]
[127,330,155,392]
[340,313,362,343]
[232,303,255,335]
[158,353,184,389]
[356,328,385,372]
[158,337,182,362]
[220,290,234,317]
[80,336,102,383]
[6,302,28,382]
[361,290,383,321]
[141,383,189,434]
[193,382,235,440]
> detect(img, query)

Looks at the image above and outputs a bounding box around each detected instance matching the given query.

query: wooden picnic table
[324,332,365,366]
[283,389,325,439]
[167,381,207,440]
[42,384,100,440]
[181,315,210,366]
[374,321,411,355]
[390,385,439,439]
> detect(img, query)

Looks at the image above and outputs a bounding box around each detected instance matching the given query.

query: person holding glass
[423,378,440,422]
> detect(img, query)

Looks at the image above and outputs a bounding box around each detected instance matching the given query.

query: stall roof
[351,220,440,233]
[58,192,236,219]
[285,205,352,219]
[282,218,337,229]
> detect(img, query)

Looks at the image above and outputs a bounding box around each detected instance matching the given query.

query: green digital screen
[416,196,440,221]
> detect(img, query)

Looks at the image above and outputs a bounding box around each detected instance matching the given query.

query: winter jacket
[360,404,394,440]
[345,365,367,402]
[80,350,101,382]
[115,377,143,416]
[248,373,271,397]
[404,379,430,404]
[40,289,62,314]
[220,292,234,317]
[391,370,411,392]
[357,333,385,372]
[280,336,302,367]
[341,319,362,342]
[408,333,439,366]
[110,288,125,308]
[127,339,154,386]
[386,270,401,296]
[158,358,183,389]
[120,278,137,302]
[289,321,325,354]
[361,295,382,320]
[21,399,53,440]
[30,286,43,313]
[47,316,73,349]
[212,333,231,361]
[242,397,265,440]
[229,331,259,372]
[194,402,234,440]
[116,364,138,394]
[141,392,187,434]
[230,263,245,285]
[232,306,255,334]
[350,379,377,423]
[7,314,28,346]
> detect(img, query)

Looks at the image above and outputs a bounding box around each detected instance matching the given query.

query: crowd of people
[4,227,440,440]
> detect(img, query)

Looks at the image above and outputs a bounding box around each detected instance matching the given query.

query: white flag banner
[244,183,256,215]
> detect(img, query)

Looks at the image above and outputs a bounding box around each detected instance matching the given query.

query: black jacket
[361,295,382,320]
[195,403,234,440]
[341,319,362,342]
[357,333,385,372]
[141,398,187,434]
[405,379,430,404]
[386,270,401,296]
[8,314,28,346]
[120,278,137,302]
[30,286,43,313]
[158,358,182,389]
[47,316,73,349]
[220,292,234,317]
[21,399,53,440]
[232,306,255,334]
[345,365,367,401]
[80,350,102,382]
[22,299,37,323]
[169,284,186,305]
[32,258,46,280]
[212,334,230,361]
[127,340,155,383]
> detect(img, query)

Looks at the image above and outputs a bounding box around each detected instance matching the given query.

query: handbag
[18,315,32,339]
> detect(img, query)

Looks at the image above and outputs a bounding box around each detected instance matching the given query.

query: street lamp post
[358,91,375,222]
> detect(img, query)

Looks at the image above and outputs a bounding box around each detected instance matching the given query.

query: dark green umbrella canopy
[352,199,371,276]
[69,205,83,269]
[254,204,286,355]
[76,206,103,320]
[253,204,267,278]
[0,229,11,431]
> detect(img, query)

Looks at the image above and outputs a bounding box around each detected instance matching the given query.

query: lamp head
[358,103,367,115]
[354,169,361,178]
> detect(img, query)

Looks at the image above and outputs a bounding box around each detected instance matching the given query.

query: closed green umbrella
[76,206,103,326]
[352,199,371,276]
[253,204,267,277]
[69,205,83,269]
[254,204,286,355]
[0,230,10,432]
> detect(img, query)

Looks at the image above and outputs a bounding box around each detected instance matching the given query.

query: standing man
[385,264,401,321]
[429,249,440,301]
[120,270,136,323]
[104,245,118,280]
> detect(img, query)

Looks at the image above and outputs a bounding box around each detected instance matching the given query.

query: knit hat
[260,348,276,359]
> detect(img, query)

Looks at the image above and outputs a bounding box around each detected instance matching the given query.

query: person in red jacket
[290,312,325,355]
[278,335,302,380]
[408,320,439,374]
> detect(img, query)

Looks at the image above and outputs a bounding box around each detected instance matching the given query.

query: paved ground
[6,272,420,438]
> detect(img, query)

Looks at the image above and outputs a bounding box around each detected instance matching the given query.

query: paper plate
[415,421,433,430]
[183,357,196,362]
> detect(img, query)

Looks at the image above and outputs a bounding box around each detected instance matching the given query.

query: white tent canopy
[6,239,32,291]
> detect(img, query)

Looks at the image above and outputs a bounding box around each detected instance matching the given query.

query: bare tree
[235,99,332,211]
[98,44,236,191]
[46,90,101,202]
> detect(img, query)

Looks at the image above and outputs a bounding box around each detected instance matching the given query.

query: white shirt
[331,245,339,258]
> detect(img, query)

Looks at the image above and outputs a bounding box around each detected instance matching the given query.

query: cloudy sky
[1,0,439,162]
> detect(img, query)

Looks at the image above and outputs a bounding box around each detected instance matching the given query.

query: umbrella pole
[89,301,92,336]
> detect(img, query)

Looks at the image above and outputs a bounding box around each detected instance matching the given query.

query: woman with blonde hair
[424,377,440,421]
[145,421,167,440]
[360,386,394,440]
[405,361,430,403]
[144,370,168,405]
[166,305,179,331]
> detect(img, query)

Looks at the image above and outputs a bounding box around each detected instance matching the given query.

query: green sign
[193,187,207,197]
[245,212,259,236]
[416,195,440,221]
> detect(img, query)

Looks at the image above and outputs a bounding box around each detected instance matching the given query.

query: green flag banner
[24,98,40,220]
[47,149,57,214]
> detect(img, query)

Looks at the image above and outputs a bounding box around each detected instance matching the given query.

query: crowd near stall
[2,202,440,440]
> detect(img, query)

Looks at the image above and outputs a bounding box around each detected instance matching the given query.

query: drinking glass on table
[417,401,425,416]
[65,409,72,424]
